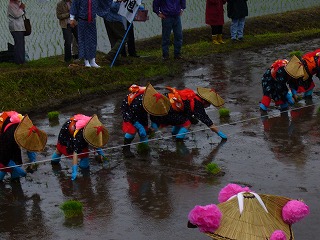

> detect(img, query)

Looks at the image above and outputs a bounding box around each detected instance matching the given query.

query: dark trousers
[11,31,25,64]
[103,19,126,60]
[121,21,137,56]
[62,24,78,62]
[211,25,223,35]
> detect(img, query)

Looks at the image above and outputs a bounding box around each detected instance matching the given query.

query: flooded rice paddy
[0,39,320,239]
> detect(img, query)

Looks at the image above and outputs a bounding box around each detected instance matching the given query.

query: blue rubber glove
[71,165,78,181]
[259,103,268,111]
[291,89,297,96]
[27,151,36,163]
[96,148,105,157]
[133,122,147,138]
[151,122,159,131]
[286,92,295,105]
[176,127,188,140]
[217,131,227,140]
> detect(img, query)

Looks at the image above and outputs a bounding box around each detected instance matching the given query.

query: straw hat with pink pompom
[187,183,310,240]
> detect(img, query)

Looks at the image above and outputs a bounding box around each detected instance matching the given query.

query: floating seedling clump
[205,163,221,175]
[219,108,230,118]
[47,111,60,121]
[60,200,83,218]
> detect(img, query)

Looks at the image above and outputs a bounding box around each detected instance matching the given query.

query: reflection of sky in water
[0,0,319,59]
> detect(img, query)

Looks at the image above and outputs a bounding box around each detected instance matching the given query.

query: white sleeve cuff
[70,14,75,20]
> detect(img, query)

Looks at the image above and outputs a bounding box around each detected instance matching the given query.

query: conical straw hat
[83,114,109,148]
[14,115,47,152]
[143,83,171,116]
[196,87,225,107]
[206,192,294,240]
[284,55,305,79]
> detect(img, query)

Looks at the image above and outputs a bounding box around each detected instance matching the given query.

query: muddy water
[1,39,320,240]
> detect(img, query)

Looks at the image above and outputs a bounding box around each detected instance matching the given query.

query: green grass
[60,200,83,218]
[1,6,320,113]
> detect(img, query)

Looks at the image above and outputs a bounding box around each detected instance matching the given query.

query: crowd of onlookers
[7,0,248,66]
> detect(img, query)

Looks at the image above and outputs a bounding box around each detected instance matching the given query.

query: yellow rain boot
[212,35,220,45]
[218,34,225,44]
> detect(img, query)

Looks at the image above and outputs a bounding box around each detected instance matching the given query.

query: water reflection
[261,104,315,167]
[125,161,172,219]
[52,163,113,227]
[0,181,50,238]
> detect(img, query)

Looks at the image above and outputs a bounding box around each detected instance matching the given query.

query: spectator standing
[98,0,127,64]
[153,0,186,60]
[227,0,248,41]
[121,21,139,58]
[70,0,100,67]
[205,0,227,45]
[7,0,26,64]
[56,0,79,63]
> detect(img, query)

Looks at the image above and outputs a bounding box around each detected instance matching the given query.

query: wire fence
[0,0,319,60]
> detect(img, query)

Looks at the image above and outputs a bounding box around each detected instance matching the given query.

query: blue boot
[51,152,61,164]
[8,160,26,180]
[172,126,181,136]
[79,158,90,169]
[176,127,189,141]
[0,171,6,181]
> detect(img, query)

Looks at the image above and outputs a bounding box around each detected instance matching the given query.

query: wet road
[0,39,320,239]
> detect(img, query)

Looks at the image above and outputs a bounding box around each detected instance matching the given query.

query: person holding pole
[97,0,127,65]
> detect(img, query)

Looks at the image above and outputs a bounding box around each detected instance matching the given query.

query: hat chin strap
[228,192,269,215]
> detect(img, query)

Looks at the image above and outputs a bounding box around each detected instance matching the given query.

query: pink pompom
[188,204,222,233]
[282,200,310,224]
[218,183,251,203]
[8,111,22,124]
[74,114,91,129]
[270,230,287,240]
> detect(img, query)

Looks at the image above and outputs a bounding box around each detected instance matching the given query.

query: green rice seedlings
[219,108,230,118]
[205,162,221,175]
[47,111,59,121]
[60,200,83,218]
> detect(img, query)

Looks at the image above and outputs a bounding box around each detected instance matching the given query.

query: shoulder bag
[23,14,31,36]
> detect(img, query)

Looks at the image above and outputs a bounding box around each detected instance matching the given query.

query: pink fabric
[188,204,222,233]
[218,183,251,203]
[282,200,310,224]
[74,114,91,129]
[270,230,287,240]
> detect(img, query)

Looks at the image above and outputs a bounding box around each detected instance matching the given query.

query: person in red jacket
[205,0,227,44]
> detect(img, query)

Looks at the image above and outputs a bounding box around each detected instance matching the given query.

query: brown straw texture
[14,115,47,152]
[197,87,225,107]
[83,114,109,148]
[142,83,171,116]
[206,193,294,240]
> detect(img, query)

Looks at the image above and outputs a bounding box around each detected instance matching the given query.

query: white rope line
[1,102,319,171]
